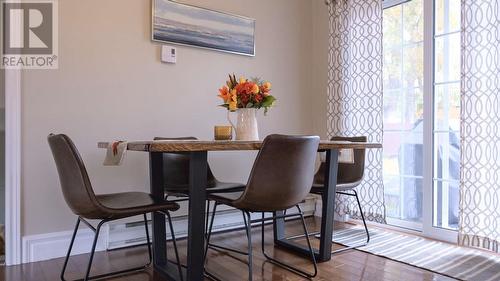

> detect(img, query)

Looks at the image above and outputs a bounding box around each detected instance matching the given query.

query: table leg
[318,149,339,262]
[150,152,167,267]
[273,149,339,263]
[150,152,184,281]
[187,151,208,281]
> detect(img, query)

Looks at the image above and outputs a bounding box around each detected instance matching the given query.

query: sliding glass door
[382,0,460,241]
[383,0,424,230]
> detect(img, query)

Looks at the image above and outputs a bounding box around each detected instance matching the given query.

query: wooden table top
[98,139,382,152]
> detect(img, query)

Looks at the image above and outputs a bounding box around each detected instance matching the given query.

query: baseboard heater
[106,196,317,250]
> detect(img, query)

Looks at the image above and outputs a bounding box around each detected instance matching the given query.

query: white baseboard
[22,197,317,263]
[22,226,108,264]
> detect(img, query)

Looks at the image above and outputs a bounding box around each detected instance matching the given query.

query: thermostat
[161,45,177,64]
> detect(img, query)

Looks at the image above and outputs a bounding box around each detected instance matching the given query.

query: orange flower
[254,93,263,103]
[218,86,230,103]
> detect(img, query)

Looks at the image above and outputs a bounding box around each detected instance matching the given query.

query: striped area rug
[329,227,500,281]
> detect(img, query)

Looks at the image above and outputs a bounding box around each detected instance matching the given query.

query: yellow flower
[251,84,260,94]
[264,82,272,90]
[228,89,238,111]
[229,100,237,111]
[239,77,246,84]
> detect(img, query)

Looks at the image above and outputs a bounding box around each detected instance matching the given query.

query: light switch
[161,45,177,64]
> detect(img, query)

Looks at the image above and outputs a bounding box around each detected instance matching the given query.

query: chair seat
[208,191,289,212]
[207,191,244,206]
[310,180,362,194]
[96,192,179,219]
[165,181,246,197]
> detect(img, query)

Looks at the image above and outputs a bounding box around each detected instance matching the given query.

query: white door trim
[4,69,22,265]
[422,0,435,238]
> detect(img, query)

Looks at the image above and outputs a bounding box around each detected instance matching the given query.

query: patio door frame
[382,0,458,243]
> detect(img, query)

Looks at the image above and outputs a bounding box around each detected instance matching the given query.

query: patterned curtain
[459,0,499,253]
[326,0,385,223]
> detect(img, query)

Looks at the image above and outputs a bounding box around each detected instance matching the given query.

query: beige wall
[19,0,331,236]
[311,1,329,139]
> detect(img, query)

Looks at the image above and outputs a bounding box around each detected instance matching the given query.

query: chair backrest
[154,137,217,192]
[47,134,104,218]
[332,136,366,184]
[313,136,367,186]
[233,134,320,212]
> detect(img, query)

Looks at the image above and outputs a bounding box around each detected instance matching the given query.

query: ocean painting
[153,0,255,56]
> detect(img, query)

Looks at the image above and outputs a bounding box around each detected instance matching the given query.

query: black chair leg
[61,218,80,280]
[261,206,318,278]
[205,201,211,236]
[143,214,152,266]
[330,190,370,254]
[285,191,371,254]
[243,211,253,281]
[165,211,184,281]
[61,216,159,281]
[204,206,254,281]
[205,208,317,280]
[353,189,370,244]
[205,204,251,256]
[83,221,105,280]
[204,202,218,262]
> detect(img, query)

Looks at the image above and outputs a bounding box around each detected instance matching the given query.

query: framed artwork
[152,0,256,56]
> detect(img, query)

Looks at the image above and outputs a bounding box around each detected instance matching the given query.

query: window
[382,0,461,236]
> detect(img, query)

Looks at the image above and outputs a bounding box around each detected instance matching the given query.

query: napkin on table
[103,141,128,166]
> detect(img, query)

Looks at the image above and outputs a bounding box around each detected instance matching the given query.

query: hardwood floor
[0,218,457,281]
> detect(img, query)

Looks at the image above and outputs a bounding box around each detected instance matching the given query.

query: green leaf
[246,102,254,108]
[261,96,276,107]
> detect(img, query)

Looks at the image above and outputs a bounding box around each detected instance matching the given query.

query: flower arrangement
[218,74,276,114]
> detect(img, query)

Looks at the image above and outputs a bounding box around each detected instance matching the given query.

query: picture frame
[152,0,256,56]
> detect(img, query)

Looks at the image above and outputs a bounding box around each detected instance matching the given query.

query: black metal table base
[149,149,340,281]
[153,261,187,281]
[273,149,339,263]
[150,151,208,281]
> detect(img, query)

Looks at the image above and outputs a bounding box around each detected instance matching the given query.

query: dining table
[98,139,382,281]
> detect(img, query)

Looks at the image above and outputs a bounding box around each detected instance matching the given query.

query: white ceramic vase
[227,108,259,141]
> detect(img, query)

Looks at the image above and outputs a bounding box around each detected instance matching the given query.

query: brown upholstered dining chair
[48,134,182,281]
[310,136,370,254]
[203,135,320,280]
